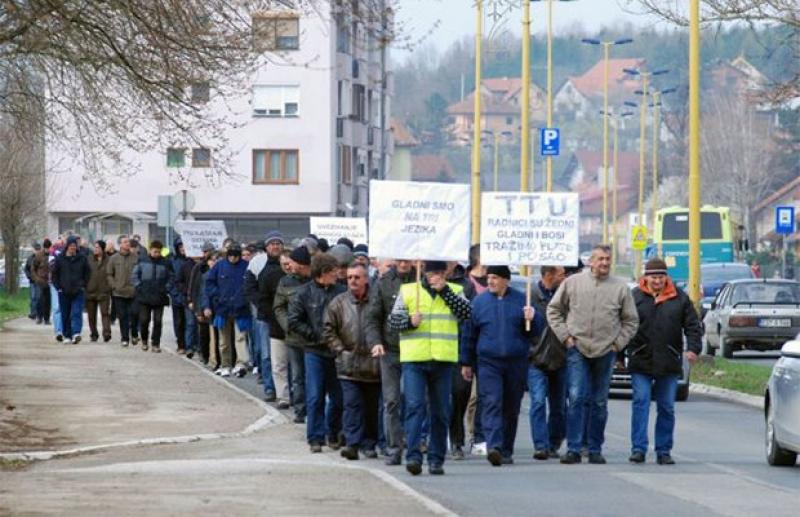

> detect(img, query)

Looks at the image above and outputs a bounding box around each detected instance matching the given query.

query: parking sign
[540,128,560,156]
[775,206,795,235]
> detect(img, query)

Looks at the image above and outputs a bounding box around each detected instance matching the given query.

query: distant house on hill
[555,58,646,120]
[411,155,456,183]
[389,119,419,181]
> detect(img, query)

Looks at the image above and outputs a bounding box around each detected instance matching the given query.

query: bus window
[661,212,723,240]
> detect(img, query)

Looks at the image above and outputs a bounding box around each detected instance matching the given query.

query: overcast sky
[394,0,670,59]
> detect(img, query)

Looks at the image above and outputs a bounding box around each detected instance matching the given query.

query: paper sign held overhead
[173,220,228,257]
[480,192,580,266]
[310,217,368,246]
[368,180,470,262]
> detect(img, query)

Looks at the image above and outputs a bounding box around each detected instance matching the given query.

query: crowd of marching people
[23,232,702,475]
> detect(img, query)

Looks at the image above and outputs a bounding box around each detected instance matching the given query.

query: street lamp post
[601,109,634,272]
[471,0,484,245]
[520,0,532,192]
[581,36,633,244]
[688,0,702,306]
[648,87,676,256]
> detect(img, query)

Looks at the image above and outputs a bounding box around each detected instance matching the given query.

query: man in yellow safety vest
[388,260,472,476]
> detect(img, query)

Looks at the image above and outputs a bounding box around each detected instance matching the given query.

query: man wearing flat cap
[389,260,472,476]
[462,265,544,467]
[627,257,701,465]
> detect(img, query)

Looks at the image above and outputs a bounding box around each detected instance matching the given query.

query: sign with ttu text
[310,217,368,246]
[368,180,470,261]
[480,192,579,266]
[173,220,228,257]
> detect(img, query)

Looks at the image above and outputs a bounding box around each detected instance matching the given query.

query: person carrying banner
[389,260,472,476]
[462,265,544,466]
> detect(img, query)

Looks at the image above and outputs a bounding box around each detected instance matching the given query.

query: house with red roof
[446,77,546,146]
[410,155,456,183]
[554,58,646,120]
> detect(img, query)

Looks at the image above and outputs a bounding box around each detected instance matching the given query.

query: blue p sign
[540,128,560,156]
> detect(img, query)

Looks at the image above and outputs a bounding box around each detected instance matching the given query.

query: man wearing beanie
[547,244,638,465]
[389,260,472,476]
[169,237,190,353]
[462,265,544,466]
[86,240,112,342]
[51,235,91,344]
[131,240,172,353]
[328,244,354,284]
[273,245,313,418]
[627,257,702,465]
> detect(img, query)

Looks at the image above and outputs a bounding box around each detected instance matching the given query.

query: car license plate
[758,319,791,328]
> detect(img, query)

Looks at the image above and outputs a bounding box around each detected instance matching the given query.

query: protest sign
[173,220,228,257]
[309,217,368,246]
[480,192,579,266]
[369,180,470,261]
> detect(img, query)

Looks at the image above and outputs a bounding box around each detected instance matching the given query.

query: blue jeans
[631,373,679,455]
[58,291,85,339]
[255,320,275,394]
[478,357,528,458]
[288,346,306,418]
[402,361,453,466]
[184,305,198,353]
[29,283,39,316]
[50,284,62,335]
[304,351,342,444]
[528,365,567,452]
[341,380,380,450]
[565,348,616,454]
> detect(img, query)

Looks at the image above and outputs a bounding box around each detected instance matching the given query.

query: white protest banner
[369,180,470,261]
[309,217,368,246]
[173,220,228,257]
[480,192,579,266]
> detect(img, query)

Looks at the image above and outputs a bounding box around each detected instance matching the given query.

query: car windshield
[730,283,800,305]
[702,265,751,282]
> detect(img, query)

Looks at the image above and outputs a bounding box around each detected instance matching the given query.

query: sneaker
[629,451,646,464]
[252,366,259,376]
[657,454,675,465]
[36,318,43,324]
[533,450,550,461]
[501,456,514,465]
[471,442,487,456]
[55,334,63,342]
[406,461,422,476]
[103,335,111,343]
[131,337,139,346]
[340,446,359,460]
[90,336,99,342]
[277,401,291,410]
[218,367,231,377]
[233,366,247,378]
[385,450,402,466]
[214,368,222,376]
[362,449,378,459]
[72,335,81,344]
[327,437,342,451]
[309,443,323,454]
[151,345,161,353]
[186,351,194,359]
[588,453,607,465]
[141,343,149,351]
[428,464,445,476]
[560,452,582,464]
[548,448,560,459]
[452,446,465,461]
[293,414,305,424]
[264,391,277,402]
[487,448,503,467]
[121,341,129,348]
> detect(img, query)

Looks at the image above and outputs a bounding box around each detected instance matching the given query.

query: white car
[765,336,800,466]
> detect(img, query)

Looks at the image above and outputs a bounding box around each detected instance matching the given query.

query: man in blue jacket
[205,244,252,377]
[461,265,544,466]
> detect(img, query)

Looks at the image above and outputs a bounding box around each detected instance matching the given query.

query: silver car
[703,279,800,358]
[765,337,800,466]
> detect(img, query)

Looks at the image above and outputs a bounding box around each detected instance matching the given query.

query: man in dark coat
[628,257,702,465]
[169,238,190,353]
[51,236,91,344]
[131,240,173,353]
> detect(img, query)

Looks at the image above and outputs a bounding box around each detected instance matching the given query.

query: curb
[0,336,287,462]
[690,383,764,410]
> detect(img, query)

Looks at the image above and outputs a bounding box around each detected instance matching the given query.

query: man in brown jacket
[324,262,380,461]
[106,236,140,347]
[547,244,639,465]
[86,240,112,342]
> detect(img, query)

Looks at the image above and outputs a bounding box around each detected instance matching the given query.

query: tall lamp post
[471,0,484,245]
[531,0,578,192]
[688,0,702,306]
[624,66,669,275]
[581,36,633,244]
[648,86,676,256]
[601,109,634,271]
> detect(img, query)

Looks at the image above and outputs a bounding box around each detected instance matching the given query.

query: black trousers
[113,296,135,341]
[198,320,211,363]
[36,284,51,322]
[450,366,472,448]
[139,304,165,346]
[172,303,186,348]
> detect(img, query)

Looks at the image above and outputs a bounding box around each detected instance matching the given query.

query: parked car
[703,279,800,358]
[612,345,692,402]
[699,262,754,318]
[764,336,800,466]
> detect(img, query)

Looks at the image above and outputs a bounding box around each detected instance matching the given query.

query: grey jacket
[106,251,138,298]
[546,270,639,358]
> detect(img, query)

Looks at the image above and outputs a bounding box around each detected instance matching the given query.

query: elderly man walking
[628,258,702,465]
[547,245,639,465]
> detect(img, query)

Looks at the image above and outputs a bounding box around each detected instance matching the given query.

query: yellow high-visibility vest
[398,282,462,363]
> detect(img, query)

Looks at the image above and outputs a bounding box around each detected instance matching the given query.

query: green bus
[646,205,738,282]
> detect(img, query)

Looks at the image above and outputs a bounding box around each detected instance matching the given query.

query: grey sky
[394,0,668,59]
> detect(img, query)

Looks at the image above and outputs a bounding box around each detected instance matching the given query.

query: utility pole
[688,0,702,305]
[470,0,483,245]
[520,0,531,193]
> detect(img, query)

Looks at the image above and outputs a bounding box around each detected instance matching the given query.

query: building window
[253,15,299,52]
[190,82,210,103]
[166,148,186,168]
[338,145,352,184]
[252,85,299,117]
[506,116,513,125]
[336,13,350,53]
[253,150,299,184]
[351,84,366,122]
[192,148,211,168]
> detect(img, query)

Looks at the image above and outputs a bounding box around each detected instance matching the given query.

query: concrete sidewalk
[0,317,268,455]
